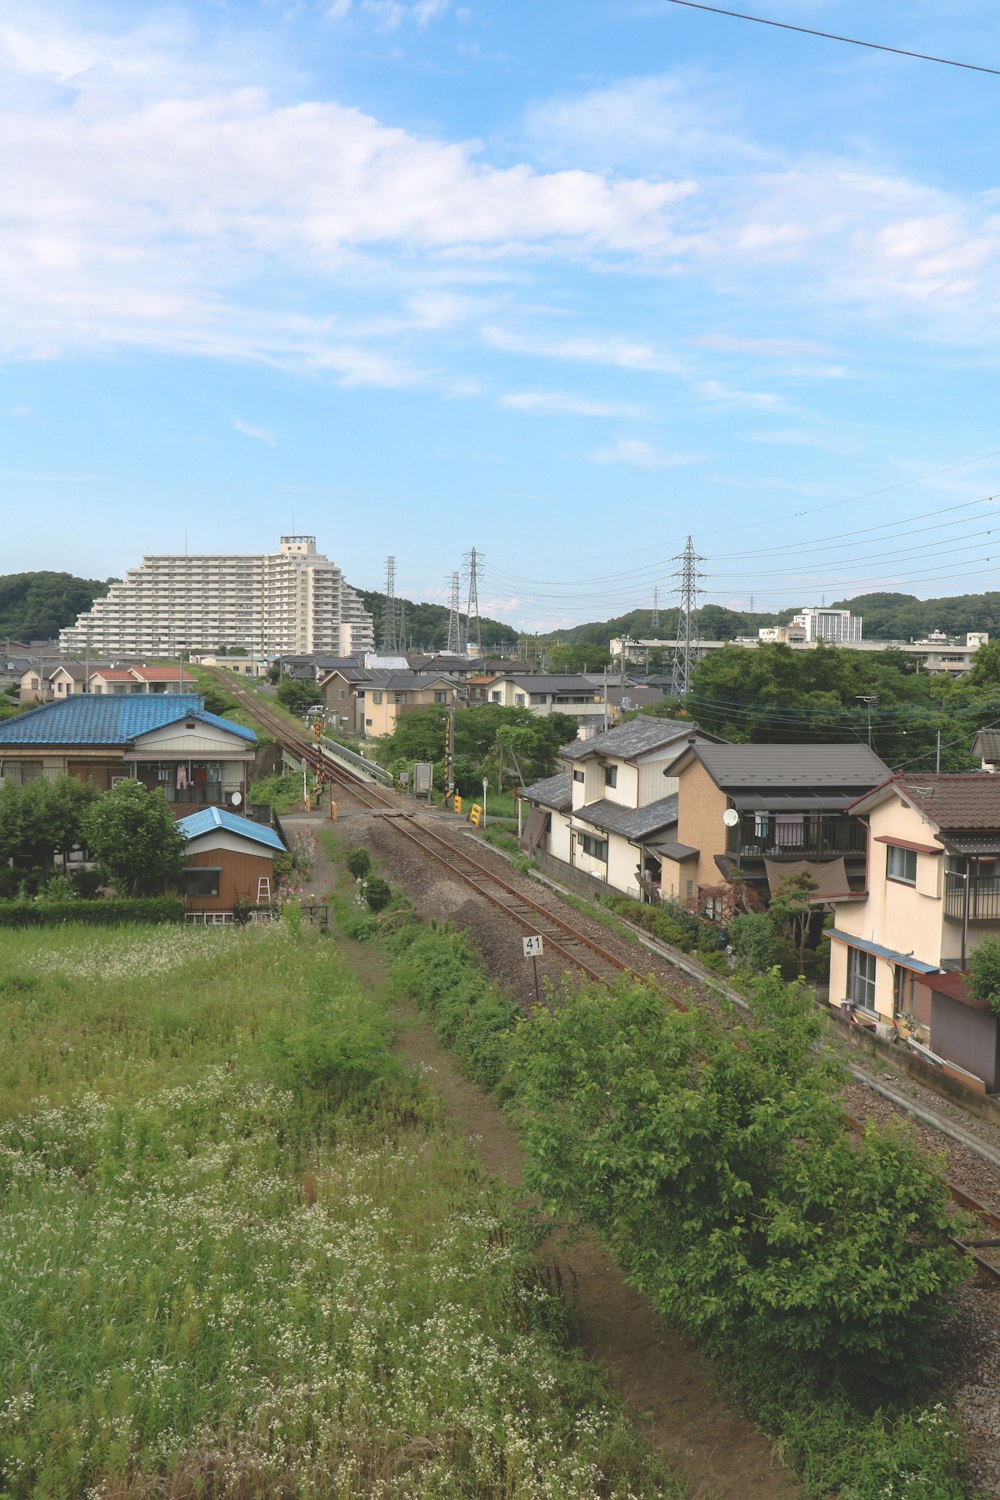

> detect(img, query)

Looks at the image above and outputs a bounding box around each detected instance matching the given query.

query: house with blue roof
[176,806,286,921]
[0,695,257,812]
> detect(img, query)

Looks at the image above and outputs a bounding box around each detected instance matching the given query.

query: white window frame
[847,946,877,1011]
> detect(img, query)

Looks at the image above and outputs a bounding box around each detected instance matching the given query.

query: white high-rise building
[792,607,863,644]
[59,537,375,659]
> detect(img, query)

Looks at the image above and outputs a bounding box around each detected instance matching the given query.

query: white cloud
[696,380,788,412]
[484,326,682,372]
[499,390,648,419]
[589,439,696,470]
[233,417,276,445]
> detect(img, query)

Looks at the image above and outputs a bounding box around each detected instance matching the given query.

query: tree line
[0,572,111,641]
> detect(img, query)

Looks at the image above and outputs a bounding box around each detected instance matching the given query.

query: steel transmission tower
[381,555,398,653]
[650,586,660,629]
[446,571,464,654]
[669,536,706,697]
[463,547,484,654]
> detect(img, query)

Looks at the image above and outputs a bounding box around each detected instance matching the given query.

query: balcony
[944,871,1000,922]
[726,810,867,861]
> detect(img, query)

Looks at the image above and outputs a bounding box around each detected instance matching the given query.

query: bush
[69,868,104,899]
[513,973,970,1402]
[729,912,778,973]
[364,876,391,912]
[248,774,302,813]
[969,937,1000,1017]
[0,898,185,927]
[346,847,372,880]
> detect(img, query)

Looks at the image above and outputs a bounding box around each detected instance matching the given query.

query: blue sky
[4,0,1000,633]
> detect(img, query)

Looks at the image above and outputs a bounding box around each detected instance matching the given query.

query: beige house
[320,668,462,738]
[828,774,1000,1091]
[658,742,889,909]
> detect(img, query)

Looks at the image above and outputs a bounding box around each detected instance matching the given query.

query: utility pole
[669,536,706,699]
[936,728,941,773]
[856,695,878,749]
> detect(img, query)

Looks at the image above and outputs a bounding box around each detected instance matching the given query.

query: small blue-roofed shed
[176,806,287,919]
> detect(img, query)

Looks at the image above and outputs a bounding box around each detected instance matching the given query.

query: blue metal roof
[178,807,285,851]
[0,695,256,746]
[827,928,940,974]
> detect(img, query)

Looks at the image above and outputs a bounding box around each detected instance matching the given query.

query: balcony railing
[944,871,1000,922]
[726,810,867,860]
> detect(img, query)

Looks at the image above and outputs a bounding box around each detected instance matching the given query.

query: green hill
[0,572,111,642]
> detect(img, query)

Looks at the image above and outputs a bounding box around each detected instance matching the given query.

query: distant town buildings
[59,537,375,660]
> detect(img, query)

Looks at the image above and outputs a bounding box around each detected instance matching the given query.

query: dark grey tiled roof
[520,771,572,812]
[561,716,697,763]
[692,743,889,790]
[655,840,699,861]
[572,793,678,841]
[973,731,1000,761]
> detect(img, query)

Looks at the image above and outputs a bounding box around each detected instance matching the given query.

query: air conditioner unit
[875,1022,898,1043]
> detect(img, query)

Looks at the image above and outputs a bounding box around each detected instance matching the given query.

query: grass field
[0,923,683,1499]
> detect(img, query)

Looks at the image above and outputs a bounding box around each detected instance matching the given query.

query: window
[887,845,917,885]
[491,691,502,702]
[530,693,547,705]
[847,946,877,1010]
[434,691,447,703]
[338,688,346,700]
[894,966,915,1019]
[604,765,618,789]
[371,690,383,704]
[573,769,584,783]
[515,693,525,705]
[394,693,407,704]
[177,867,221,897]
[576,833,608,861]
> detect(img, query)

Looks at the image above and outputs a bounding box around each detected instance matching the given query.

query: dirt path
[287,811,799,1499]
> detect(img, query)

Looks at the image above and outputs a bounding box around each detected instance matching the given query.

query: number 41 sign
[522,935,544,958]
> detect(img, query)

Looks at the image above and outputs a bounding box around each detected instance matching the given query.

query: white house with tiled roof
[520,716,719,900]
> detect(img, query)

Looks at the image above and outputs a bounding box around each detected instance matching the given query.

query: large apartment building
[59,537,375,659]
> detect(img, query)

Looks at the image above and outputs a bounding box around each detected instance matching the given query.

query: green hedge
[0,897,185,927]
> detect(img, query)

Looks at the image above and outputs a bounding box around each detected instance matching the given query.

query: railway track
[214,673,1000,1284]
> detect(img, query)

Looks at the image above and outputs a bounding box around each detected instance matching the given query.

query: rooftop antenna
[669,535,706,698]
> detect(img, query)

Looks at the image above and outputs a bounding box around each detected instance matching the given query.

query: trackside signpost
[523,934,544,1004]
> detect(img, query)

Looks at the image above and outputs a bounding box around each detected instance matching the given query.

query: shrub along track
[246,683,1000,1490]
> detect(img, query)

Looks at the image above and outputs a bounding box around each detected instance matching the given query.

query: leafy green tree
[513,975,968,1399]
[0,775,99,867]
[546,643,612,673]
[768,871,820,975]
[0,570,111,639]
[379,704,579,794]
[81,782,188,896]
[276,677,322,714]
[968,938,1000,1018]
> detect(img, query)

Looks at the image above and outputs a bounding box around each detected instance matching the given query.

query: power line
[662,0,1000,77]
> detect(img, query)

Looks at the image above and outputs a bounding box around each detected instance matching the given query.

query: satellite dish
[722,808,739,827]
[230,791,242,806]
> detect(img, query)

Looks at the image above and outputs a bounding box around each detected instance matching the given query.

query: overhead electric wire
[661,0,1000,78]
[485,491,1000,594]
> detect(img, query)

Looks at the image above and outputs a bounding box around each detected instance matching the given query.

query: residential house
[89,666,196,695]
[0,695,257,808]
[658,742,890,909]
[177,806,286,920]
[480,674,608,737]
[319,667,462,738]
[520,716,719,899]
[973,730,1000,773]
[828,773,1000,1092]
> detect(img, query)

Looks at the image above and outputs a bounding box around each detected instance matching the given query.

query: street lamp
[482,776,488,828]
